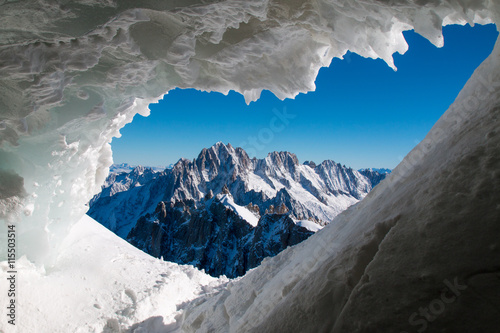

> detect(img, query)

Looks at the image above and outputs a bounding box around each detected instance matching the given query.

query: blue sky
[112,24,498,170]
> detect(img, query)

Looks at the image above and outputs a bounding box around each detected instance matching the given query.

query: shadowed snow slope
[0,0,499,332]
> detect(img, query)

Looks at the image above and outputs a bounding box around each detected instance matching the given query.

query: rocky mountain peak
[131,165,145,174]
[303,161,317,168]
[89,143,389,239]
[267,151,299,166]
[195,142,252,180]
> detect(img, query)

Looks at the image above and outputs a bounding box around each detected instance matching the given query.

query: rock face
[88,142,387,238]
[128,195,313,278]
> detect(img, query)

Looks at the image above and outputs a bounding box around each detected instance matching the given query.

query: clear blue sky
[112,24,498,170]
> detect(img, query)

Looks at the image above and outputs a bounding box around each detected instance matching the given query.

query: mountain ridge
[89,142,388,237]
[88,142,388,277]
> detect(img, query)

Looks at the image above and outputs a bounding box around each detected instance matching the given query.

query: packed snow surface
[0,0,499,332]
[0,215,227,332]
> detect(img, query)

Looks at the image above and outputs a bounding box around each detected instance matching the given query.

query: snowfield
[0,0,499,332]
[0,215,227,332]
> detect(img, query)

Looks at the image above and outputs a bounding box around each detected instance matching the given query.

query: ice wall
[0,0,497,266]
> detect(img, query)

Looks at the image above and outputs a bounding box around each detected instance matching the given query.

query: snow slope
[294,220,324,232]
[219,194,259,227]
[0,215,227,333]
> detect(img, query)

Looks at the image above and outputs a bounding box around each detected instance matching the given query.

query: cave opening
[0,1,499,331]
[85,23,499,279]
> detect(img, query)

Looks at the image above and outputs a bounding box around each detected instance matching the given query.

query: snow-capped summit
[89,142,386,238]
[87,143,388,276]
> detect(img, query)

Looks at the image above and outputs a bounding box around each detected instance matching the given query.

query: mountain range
[88,142,389,277]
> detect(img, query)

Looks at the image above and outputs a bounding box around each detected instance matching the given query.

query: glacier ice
[0,0,499,332]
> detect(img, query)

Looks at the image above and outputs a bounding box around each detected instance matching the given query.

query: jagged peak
[130,165,147,175]
[267,151,299,166]
[317,159,341,168]
[221,184,230,195]
[197,142,233,160]
[173,157,191,169]
[211,141,233,151]
[303,161,317,168]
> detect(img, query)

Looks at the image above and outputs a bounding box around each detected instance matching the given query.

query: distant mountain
[109,163,170,174]
[359,167,391,174]
[358,168,391,188]
[88,143,388,277]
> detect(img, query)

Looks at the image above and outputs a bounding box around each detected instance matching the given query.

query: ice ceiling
[0,0,498,264]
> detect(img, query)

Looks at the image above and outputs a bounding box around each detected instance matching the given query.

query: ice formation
[0,0,499,332]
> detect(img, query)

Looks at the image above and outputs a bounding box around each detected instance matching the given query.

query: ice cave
[0,0,499,332]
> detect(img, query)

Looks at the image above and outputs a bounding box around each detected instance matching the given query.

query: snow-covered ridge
[219,193,259,227]
[88,142,386,238]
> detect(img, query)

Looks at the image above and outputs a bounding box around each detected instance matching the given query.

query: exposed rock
[127,198,313,278]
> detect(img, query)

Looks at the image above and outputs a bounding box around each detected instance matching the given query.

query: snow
[0,0,499,332]
[294,219,324,232]
[219,194,259,227]
[0,215,227,333]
